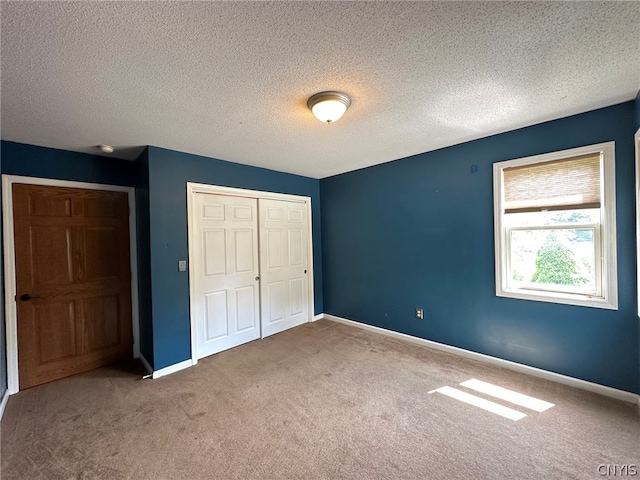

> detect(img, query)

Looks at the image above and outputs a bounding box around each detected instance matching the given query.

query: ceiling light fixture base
[97,144,115,154]
[307,91,351,124]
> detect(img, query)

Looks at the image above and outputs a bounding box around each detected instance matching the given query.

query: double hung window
[493,142,617,309]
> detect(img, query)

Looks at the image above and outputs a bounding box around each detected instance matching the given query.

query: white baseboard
[151,359,193,379]
[0,389,9,421]
[319,313,640,405]
[139,354,153,375]
[312,314,324,322]
[138,354,192,380]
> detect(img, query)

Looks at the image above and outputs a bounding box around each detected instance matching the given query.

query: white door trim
[189,183,309,203]
[2,174,140,394]
[187,182,314,365]
[635,127,640,317]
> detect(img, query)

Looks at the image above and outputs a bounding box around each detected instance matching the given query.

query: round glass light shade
[307,92,351,124]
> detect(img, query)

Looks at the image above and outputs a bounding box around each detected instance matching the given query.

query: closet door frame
[186,182,314,365]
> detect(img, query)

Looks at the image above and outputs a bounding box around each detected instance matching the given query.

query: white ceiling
[1,2,639,179]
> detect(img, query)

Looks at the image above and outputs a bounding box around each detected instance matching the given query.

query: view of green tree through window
[531,234,588,286]
[507,209,598,295]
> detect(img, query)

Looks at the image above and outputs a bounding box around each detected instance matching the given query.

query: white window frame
[493,141,617,310]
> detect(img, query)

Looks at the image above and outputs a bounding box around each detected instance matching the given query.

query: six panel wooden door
[192,193,261,359]
[259,198,310,338]
[13,184,133,389]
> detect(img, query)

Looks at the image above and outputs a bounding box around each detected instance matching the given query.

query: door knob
[304,270,307,274]
[255,276,260,281]
[20,293,33,301]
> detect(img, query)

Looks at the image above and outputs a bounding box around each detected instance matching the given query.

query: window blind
[503,153,601,214]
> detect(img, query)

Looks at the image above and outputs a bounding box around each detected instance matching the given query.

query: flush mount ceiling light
[96,144,115,154]
[307,91,351,124]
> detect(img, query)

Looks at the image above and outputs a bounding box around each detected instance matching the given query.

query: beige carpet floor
[1,319,639,479]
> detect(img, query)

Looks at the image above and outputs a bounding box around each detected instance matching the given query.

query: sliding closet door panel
[259,199,310,337]
[192,194,260,359]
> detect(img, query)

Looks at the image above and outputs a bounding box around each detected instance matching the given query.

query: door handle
[20,293,35,301]
[255,276,260,281]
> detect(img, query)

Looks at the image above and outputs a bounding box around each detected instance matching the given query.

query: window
[493,142,617,309]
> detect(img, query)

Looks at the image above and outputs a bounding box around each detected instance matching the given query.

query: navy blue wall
[135,148,154,365]
[635,91,640,395]
[1,142,138,187]
[145,147,323,370]
[321,101,639,393]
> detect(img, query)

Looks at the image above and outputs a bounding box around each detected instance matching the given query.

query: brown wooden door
[13,184,133,389]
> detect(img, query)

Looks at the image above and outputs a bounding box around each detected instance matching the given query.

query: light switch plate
[178,260,187,272]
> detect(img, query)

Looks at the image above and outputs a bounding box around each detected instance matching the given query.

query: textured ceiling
[1,2,639,179]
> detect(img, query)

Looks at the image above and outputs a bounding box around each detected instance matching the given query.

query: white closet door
[192,193,260,359]
[259,198,310,338]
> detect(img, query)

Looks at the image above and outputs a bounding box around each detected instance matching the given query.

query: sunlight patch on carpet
[460,379,555,412]
[429,386,527,421]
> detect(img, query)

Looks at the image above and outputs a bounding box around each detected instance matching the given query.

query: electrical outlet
[415,308,424,319]
[178,260,187,272]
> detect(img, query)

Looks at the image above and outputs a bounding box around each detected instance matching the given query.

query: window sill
[497,288,618,310]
